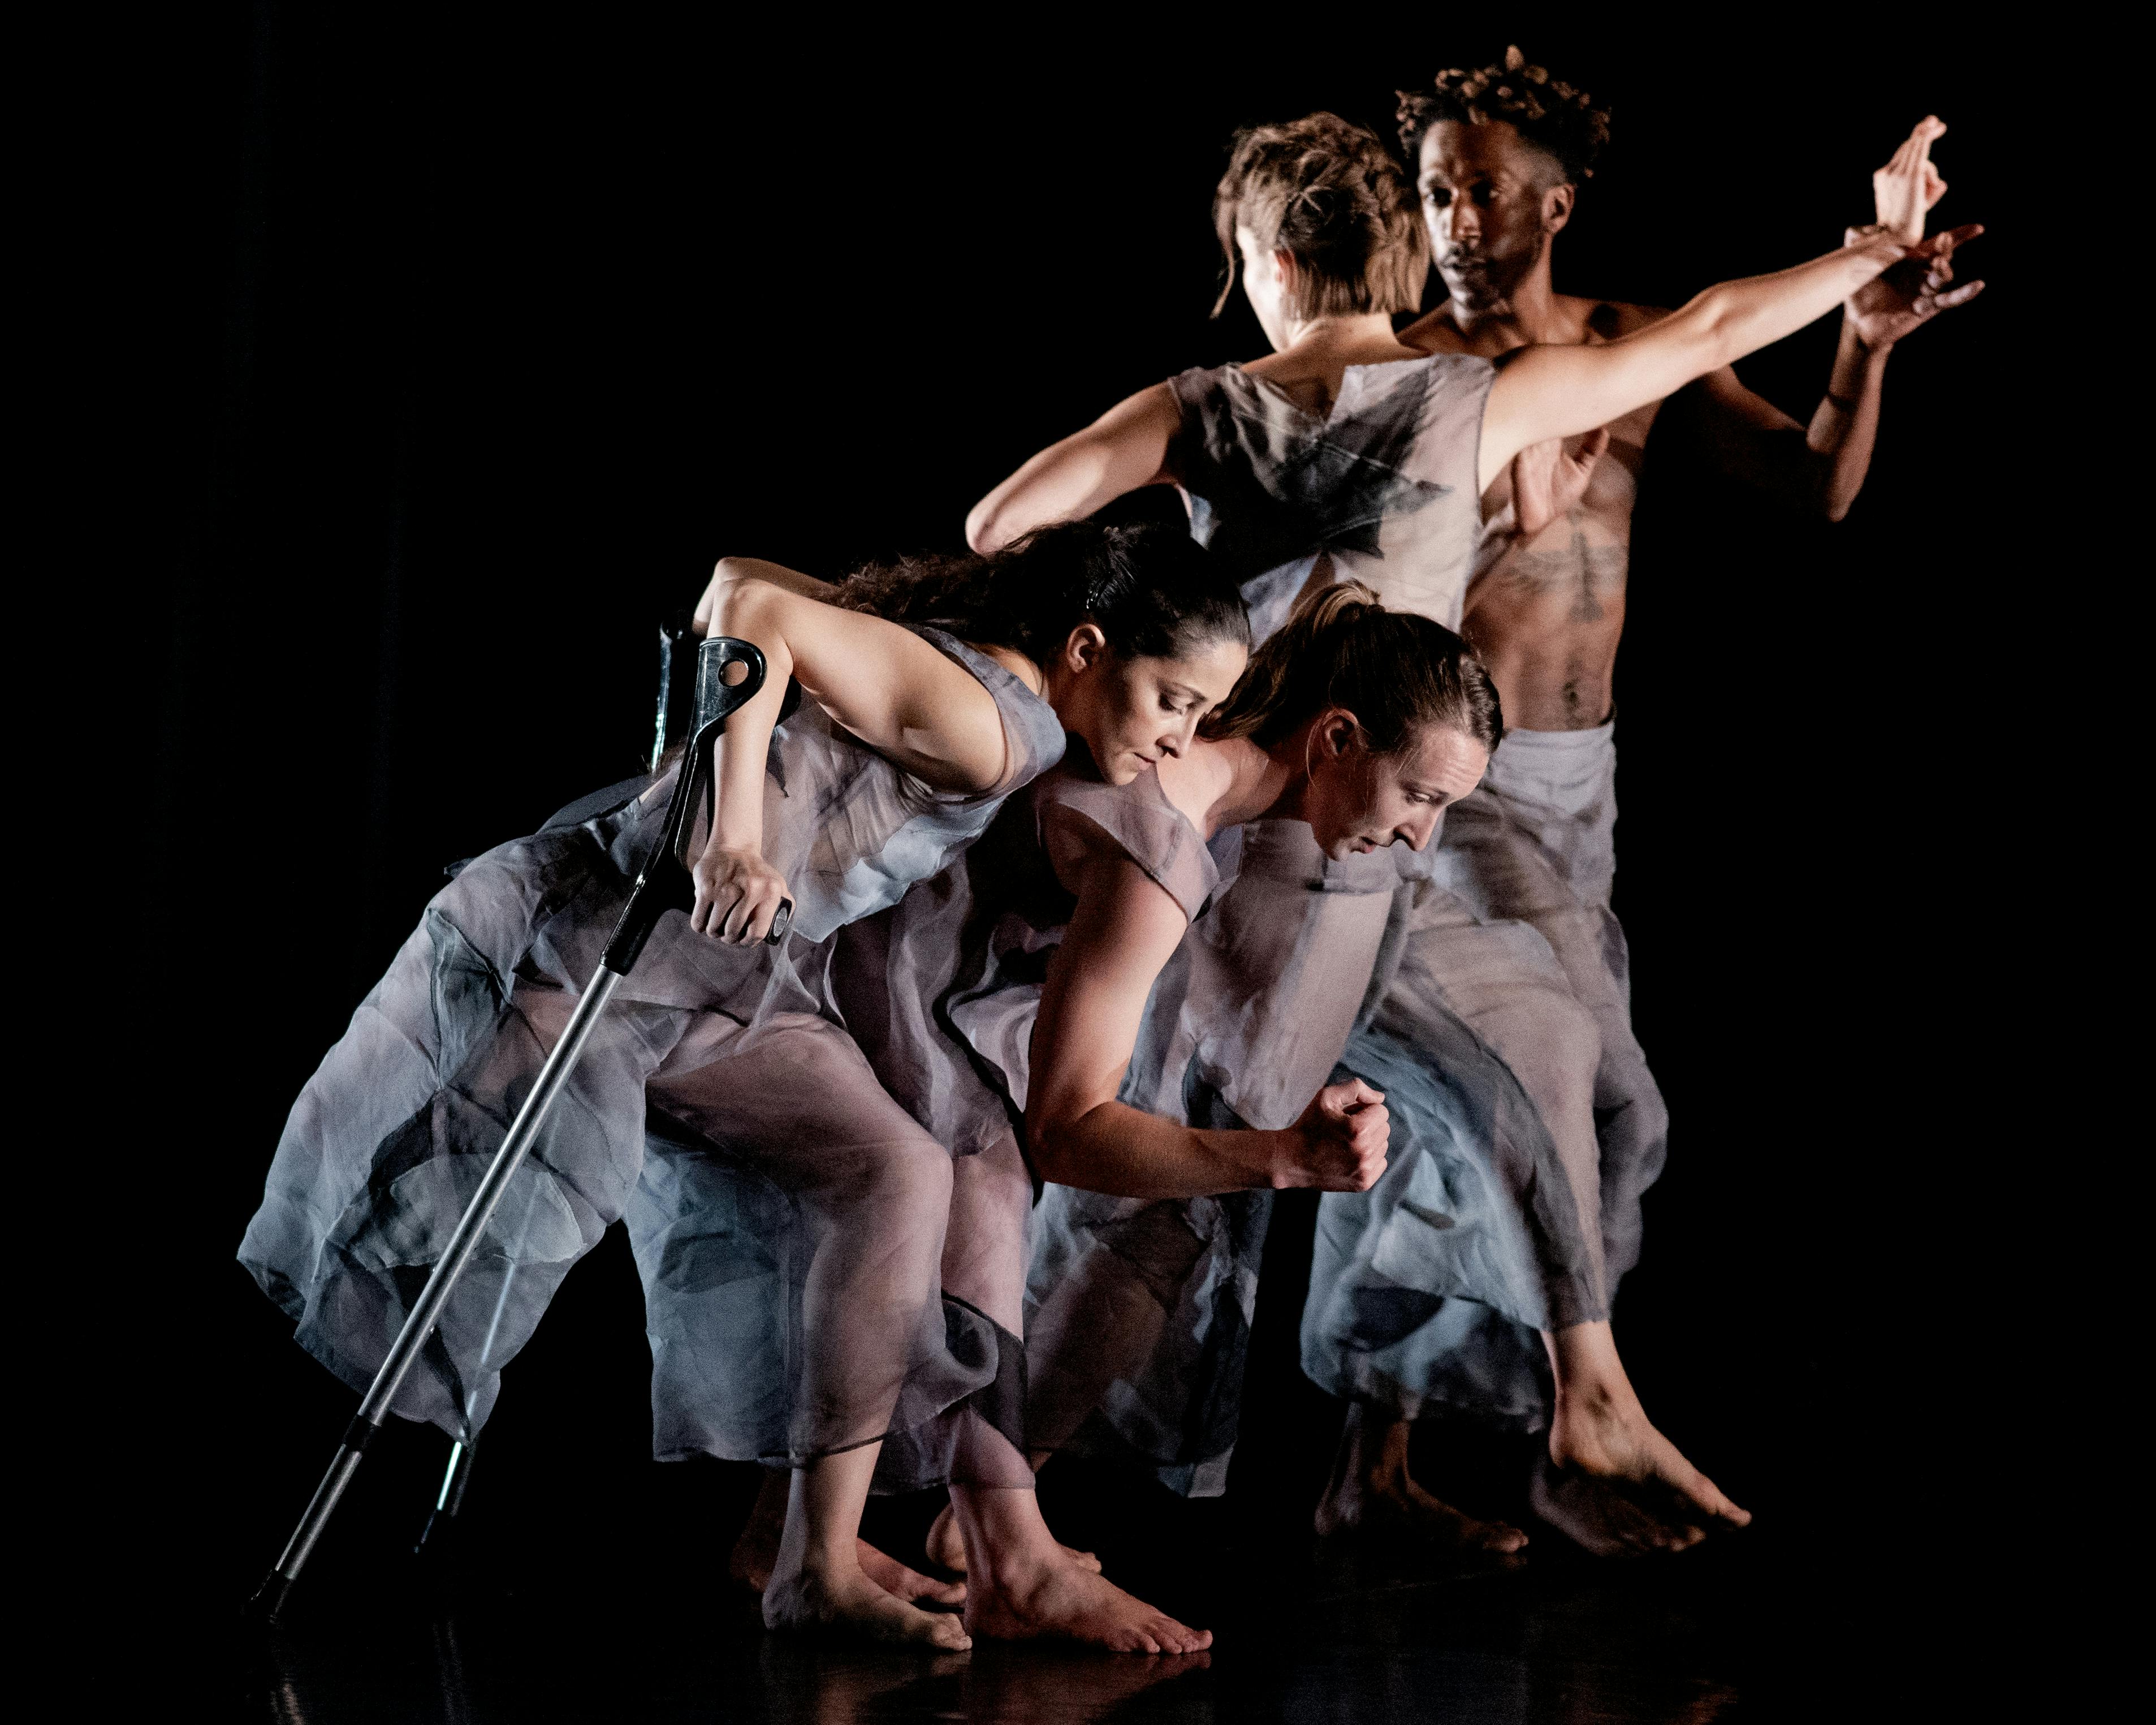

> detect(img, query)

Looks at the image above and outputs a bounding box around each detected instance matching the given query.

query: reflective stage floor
[201,1450,1889,1724]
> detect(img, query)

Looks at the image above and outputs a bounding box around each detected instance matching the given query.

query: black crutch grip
[604,637,783,973]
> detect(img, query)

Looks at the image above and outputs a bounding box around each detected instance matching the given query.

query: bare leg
[1312,1402,1527,1553]
[1531,1321,1751,1556]
[728,1468,790,1592]
[922,1132,1095,1576]
[952,1485,1211,1654]
[763,1444,973,1650]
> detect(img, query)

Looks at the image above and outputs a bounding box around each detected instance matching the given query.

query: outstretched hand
[1285,1077,1389,1192]
[1844,222,1985,348]
[1875,115,1949,244]
[692,843,793,943]
[1509,428,1609,539]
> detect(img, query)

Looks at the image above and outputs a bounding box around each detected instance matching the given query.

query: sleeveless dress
[827,765,1228,1493]
[854,754,1419,1497]
[1039,357,1611,1464]
[1168,355,1494,639]
[239,629,1065,1465]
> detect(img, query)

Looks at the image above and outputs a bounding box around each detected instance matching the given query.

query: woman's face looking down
[1301,715,1490,859]
[1055,627,1249,786]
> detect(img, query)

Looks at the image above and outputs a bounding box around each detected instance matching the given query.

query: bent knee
[859,1131,955,1223]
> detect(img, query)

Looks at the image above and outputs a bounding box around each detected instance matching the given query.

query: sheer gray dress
[828,766,1229,1492]
[240,629,1065,1467]
[853,753,1422,1497]
[1069,357,1622,1453]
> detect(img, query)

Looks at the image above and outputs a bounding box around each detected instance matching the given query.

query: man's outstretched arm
[1697,116,1984,519]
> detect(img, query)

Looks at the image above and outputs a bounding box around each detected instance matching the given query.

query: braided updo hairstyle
[1211,112,1428,322]
[1397,46,1611,187]
[833,519,1250,668]
[1202,580,1501,756]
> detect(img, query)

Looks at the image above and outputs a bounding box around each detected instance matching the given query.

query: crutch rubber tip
[244,1571,294,1623]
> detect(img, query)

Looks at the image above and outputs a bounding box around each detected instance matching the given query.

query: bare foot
[1314,1404,1525,1556]
[728,1473,952,1603]
[1314,1467,1527,1555]
[966,1550,1211,1655]
[764,1557,973,1652]
[857,1539,966,1609]
[727,1470,789,1593]
[925,1500,1099,1576]
[1529,1459,1697,1556]
[1538,1386,1751,1557]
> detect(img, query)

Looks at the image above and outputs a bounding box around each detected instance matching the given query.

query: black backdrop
[109,11,2033,1626]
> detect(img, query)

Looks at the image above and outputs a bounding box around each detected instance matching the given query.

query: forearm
[966,384,1180,553]
[1030,1099,1293,1200]
[1802,318,1890,520]
[1488,241,1898,475]
[967,438,1124,554]
[1687,242,1893,376]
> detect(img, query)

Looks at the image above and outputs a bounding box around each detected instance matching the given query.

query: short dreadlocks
[1396,46,1611,186]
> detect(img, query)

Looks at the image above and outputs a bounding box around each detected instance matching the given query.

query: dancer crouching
[240,520,1245,1652]
[630,525,1249,1649]
[849,584,1497,1648]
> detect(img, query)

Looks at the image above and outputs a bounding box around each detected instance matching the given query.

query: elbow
[706,560,779,637]
[1693,285,1744,369]
[965,496,1011,557]
[1022,1101,1082,1185]
[1817,468,1862,523]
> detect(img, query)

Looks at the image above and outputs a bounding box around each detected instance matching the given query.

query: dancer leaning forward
[240,520,1249,1650]
[833,582,1499,1648]
[967,104,1973,1559]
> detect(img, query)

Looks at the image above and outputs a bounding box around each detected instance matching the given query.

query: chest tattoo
[1496,524,1630,623]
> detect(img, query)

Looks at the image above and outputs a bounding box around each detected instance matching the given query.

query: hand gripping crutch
[249,634,792,1621]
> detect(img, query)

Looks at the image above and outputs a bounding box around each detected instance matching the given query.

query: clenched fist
[1283,1077,1390,1192]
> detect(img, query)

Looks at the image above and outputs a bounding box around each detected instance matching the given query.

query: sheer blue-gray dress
[240,628,1065,1466]
[1026,356,1624,1467]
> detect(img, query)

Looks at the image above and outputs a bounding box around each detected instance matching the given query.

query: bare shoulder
[1397,307,1472,355]
[1578,299,1674,341]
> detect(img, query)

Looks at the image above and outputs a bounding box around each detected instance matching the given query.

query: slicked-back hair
[834,520,1250,669]
[1212,112,1428,322]
[1202,580,1502,756]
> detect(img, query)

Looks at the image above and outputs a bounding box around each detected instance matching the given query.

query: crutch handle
[603,636,783,973]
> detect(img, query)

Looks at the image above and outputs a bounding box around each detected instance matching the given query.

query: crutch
[249,632,792,1622]
[409,612,734,1562]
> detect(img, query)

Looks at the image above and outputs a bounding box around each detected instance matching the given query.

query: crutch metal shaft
[250,633,784,1622]
[252,965,624,1615]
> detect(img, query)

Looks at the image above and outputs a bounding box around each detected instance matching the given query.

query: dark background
[98,8,2035,1698]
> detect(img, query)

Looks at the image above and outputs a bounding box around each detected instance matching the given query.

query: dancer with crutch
[242,519,1246,1649]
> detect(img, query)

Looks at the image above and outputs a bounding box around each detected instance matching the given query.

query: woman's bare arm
[966,383,1183,554]
[1478,230,1925,491]
[1024,850,1388,1198]
[687,558,1017,941]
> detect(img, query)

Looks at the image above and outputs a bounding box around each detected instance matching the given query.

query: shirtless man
[1304,51,1984,1555]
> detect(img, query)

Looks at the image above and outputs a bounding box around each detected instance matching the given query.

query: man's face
[1416,120,1570,310]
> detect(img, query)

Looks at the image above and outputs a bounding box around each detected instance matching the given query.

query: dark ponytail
[833,519,1250,666]
[1202,580,1502,753]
